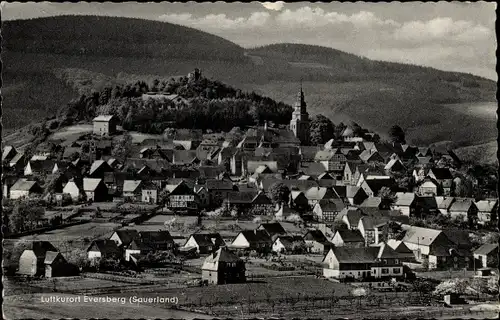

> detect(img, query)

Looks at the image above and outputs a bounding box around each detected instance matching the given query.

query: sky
[1,1,497,80]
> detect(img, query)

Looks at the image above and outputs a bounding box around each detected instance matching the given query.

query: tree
[377,187,397,207]
[158,190,170,207]
[65,248,90,271]
[10,199,45,232]
[309,115,335,146]
[389,125,406,144]
[111,133,133,161]
[268,183,291,205]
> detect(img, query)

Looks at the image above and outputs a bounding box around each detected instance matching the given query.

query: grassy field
[10,222,122,255]
[454,140,497,165]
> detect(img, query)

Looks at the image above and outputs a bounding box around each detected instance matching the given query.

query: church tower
[290,83,310,145]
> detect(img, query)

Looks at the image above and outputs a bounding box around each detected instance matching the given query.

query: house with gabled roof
[272,235,306,254]
[401,225,460,269]
[346,185,369,206]
[19,241,71,277]
[110,229,140,248]
[359,150,385,164]
[257,222,287,239]
[331,229,365,248]
[8,152,26,174]
[87,239,122,262]
[166,180,199,212]
[24,160,56,176]
[314,148,346,176]
[10,179,43,199]
[473,243,498,268]
[392,192,417,216]
[384,158,406,172]
[427,168,454,196]
[303,229,332,254]
[304,186,339,206]
[313,199,345,222]
[62,179,85,201]
[230,230,273,253]
[88,160,113,178]
[449,198,478,222]
[417,177,440,196]
[299,161,327,178]
[205,179,235,208]
[93,115,118,136]
[122,180,144,202]
[475,199,498,225]
[83,178,108,202]
[337,207,364,230]
[360,178,396,197]
[386,239,415,262]
[435,196,455,216]
[183,232,225,254]
[322,244,404,280]
[202,248,246,285]
[2,145,17,165]
[125,230,175,261]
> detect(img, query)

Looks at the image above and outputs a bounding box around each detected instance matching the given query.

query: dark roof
[304,229,328,243]
[227,191,258,204]
[330,247,379,263]
[474,243,498,256]
[130,231,174,251]
[260,178,318,192]
[190,233,225,248]
[113,229,140,247]
[206,179,234,191]
[299,162,327,177]
[197,166,226,179]
[363,179,396,194]
[429,168,453,180]
[415,196,438,211]
[88,239,121,255]
[335,229,365,243]
[31,241,58,259]
[258,222,287,237]
[239,230,273,245]
[28,160,55,173]
[275,235,305,249]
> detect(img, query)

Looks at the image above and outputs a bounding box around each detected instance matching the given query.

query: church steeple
[290,80,310,145]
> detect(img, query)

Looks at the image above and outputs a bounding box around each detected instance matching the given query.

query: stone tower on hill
[290,84,310,145]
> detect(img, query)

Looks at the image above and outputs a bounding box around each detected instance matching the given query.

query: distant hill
[2,16,496,156]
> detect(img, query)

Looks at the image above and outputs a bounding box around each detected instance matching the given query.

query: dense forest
[2,15,246,62]
[58,74,293,133]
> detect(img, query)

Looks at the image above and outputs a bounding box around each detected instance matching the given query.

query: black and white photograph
[1,1,498,319]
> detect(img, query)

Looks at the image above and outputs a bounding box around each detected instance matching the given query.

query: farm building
[9,179,43,200]
[322,244,404,280]
[183,233,225,254]
[87,239,122,262]
[201,248,246,285]
[303,229,332,254]
[83,178,108,202]
[18,241,72,278]
[473,243,498,268]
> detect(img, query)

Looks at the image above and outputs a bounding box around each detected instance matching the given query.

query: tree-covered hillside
[2,15,246,62]
[58,75,293,133]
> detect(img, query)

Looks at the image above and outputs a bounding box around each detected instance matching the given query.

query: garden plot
[19,222,121,243]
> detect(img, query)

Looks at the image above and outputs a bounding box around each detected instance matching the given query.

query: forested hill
[2,15,246,62]
[248,43,496,99]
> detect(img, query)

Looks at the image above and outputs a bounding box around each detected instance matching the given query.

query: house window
[395,259,399,264]
[393,268,400,274]
[382,268,389,274]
